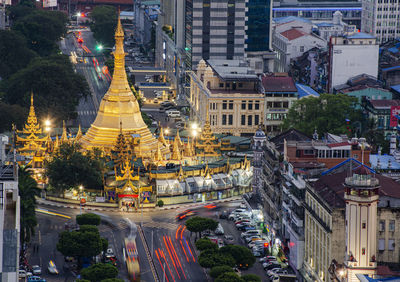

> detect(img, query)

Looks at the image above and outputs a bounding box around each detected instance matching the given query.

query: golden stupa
[80,16,162,157]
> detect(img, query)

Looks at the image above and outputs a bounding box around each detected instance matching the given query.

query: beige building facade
[189,59,264,136]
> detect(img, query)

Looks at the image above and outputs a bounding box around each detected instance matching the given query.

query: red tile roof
[280,28,307,41]
[327,142,350,148]
[313,170,400,209]
[262,76,297,93]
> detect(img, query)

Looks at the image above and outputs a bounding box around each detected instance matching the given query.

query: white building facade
[328,33,379,92]
[361,0,400,43]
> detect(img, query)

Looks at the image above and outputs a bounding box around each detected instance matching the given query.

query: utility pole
[163,262,166,282]
[151,230,154,256]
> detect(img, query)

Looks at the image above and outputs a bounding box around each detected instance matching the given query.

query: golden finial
[75,125,83,141]
[171,136,181,160]
[158,126,168,147]
[175,130,183,148]
[115,11,124,38]
[61,121,68,143]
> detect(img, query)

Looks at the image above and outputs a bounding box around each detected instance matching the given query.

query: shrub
[195,238,218,251]
[210,265,234,278]
[242,274,261,282]
[157,200,164,207]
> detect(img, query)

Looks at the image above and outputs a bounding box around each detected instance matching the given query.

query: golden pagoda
[171,135,182,161]
[112,122,131,167]
[60,121,68,144]
[74,125,83,142]
[16,93,48,157]
[184,137,194,157]
[158,125,168,147]
[80,15,164,157]
[195,109,221,156]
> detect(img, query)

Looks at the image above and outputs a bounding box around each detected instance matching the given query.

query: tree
[1,55,89,122]
[198,249,235,268]
[76,213,101,226]
[101,279,124,282]
[19,166,40,243]
[81,263,118,282]
[0,102,27,133]
[215,272,243,282]
[241,274,261,282]
[186,216,219,238]
[0,30,37,79]
[57,226,106,260]
[195,238,218,251]
[90,6,117,49]
[12,10,67,56]
[282,93,362,136]
[157,199,164,207]
[45,143,104,195]
[220,245,256,269]
[210,265,234,278]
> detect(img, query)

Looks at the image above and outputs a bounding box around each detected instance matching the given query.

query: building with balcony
[0,135,20,282]
[281,163,306,275]
[261,74,298,135]
[302,160,400,282]
[189,59,264,136]
[364,99,400,137]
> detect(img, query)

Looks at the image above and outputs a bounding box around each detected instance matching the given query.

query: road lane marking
[35,208,71,219]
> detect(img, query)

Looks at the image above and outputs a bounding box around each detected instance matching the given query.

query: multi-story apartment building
[284,136,371,169]
[0,135,19,282]
[184,0,247,70]
[261,74,298,135]
[281,163,305,276]
[189,59,264,136]
[361,0,400,43]
[328,33,379,93]
[302,161,400,282]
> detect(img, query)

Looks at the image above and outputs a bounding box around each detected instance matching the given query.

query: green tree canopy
[45,143,104,194]
[76,213,101,226]
[215,272,243,282]
[210,265,235,278]
[7,2,35,23]
[195,238,218,251]
[0,54,89,122]
[81,263,118,282]
[282,93,362,136]
[220,245,256,269]
[186,216,219,237]
[198,249,235,268]
[101,279,124,282]
[90,6,117,49]
[19,166,39,243]
[0,30,37,79]
[241,274,261,282]
[0,102,27,133]
[12,9,67,56]
[57,226,106,259]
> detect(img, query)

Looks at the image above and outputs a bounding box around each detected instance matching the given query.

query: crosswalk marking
[142,221,179,230]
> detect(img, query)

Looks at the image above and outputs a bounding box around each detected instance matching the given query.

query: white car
[19,269,32,278]
[47,260,59,275]
[32,265,42,275]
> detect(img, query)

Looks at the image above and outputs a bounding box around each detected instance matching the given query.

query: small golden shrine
[195,109,221,157]
[16,93,49,168]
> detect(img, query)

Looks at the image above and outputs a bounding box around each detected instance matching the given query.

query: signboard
[118,194,139,198]
[390,106,400,127]
[95,197,105,203]
[43,0,57,8]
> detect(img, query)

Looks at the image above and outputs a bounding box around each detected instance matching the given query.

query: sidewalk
[36,196,243,213]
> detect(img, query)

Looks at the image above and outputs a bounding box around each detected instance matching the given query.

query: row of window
[266,101,289,108]
[241,115,260,126]
[379,219,396,232]
[219,82,243,88]
[241,100,260,110]
[378,238,396,251]
[266,113,287,121]
[317,150,351,159]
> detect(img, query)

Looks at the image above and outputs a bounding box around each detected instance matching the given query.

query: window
[241,115,245,125]
[255,101,260,110]
[389,220,395,232]
[304,150,314,155]
[255,115,259,125]
[283,101,289,108]
[362,222,366,229]
[229,100,233,110]
[222,114,227,125]
[379,220,385,232]
[238,83,243,88]
[228,115,233,125]
[222,100,227,110]
[388,239,395,251]
[248,102,253,110]
[248,115,252,126]
[379,239,385,251]
[362,248,365,255]
[219,83,224,88]
[353,154,358,159]
[0,183,3,205]
[226,83,230,88]
[241,101,246,110]
[300,46,305,52]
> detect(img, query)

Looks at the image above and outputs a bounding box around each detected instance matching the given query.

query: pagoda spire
[184,137,194,157]
[60,121,68,143]
[158,124,168,147]
[171,136,181,160]
[54,135,59,149]
[75,125,83,141]
[19,91,41,136]
[175,130,183,148]
[154,141,164,162]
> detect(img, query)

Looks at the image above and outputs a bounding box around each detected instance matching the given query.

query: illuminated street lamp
[44,119,51,133]
[191,123,198,130]
[96,44,103,51]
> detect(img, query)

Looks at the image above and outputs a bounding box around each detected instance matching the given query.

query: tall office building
[245,0,275,73]
[184,0,247,70]
[361,0,400,43]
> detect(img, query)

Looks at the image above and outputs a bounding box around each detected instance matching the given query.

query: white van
[167,110,180,117]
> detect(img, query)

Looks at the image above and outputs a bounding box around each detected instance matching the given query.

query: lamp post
[76,12,80,26]
[79,185,84,214]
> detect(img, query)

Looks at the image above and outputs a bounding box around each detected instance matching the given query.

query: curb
[37,196,242,213]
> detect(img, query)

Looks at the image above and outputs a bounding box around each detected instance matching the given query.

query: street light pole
[163,262,166,282]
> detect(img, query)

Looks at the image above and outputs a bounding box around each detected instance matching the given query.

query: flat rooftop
[207,59,258,82]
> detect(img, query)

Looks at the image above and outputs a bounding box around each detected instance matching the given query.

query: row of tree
[0,2,89,132]
[186,216,260,282]
[57,213,123,282]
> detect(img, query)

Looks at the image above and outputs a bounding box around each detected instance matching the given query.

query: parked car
[32,265,41,275]
[241,230,261,238]
[28,276,46,282]
[259,256,277,263]
[19,269,32,278]
[47,260,59,275]
[268,269,288,279]
[153,98,159,103]
[267,268,282,276]
[223,235,234,245]
[263,262,281,271]
[215,223,224,235]
[245,236,261,243]
[219,211,229,219]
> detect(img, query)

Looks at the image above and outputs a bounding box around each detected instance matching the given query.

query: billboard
[43,0,57,8]
[390,106,400,127]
